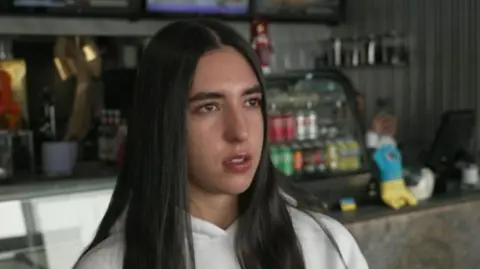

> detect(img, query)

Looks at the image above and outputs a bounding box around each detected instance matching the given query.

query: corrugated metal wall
[333,0,480,149]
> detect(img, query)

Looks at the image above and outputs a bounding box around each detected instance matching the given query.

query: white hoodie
[76,207,368,269]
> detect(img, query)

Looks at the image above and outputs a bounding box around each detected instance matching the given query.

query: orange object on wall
[0,69,21,129]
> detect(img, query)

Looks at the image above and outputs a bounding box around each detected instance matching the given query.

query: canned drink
[280,145,293,176]
[283,113,296,142]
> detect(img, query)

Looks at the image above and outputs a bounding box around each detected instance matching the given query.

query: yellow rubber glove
[373,145,418,210]
[380,179,418,209]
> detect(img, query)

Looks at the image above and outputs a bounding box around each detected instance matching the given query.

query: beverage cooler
[265,69,373,206]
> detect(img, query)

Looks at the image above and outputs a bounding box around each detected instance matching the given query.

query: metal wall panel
[333,0,480,149]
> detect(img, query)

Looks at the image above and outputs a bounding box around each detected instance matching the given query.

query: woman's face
[186,46,264,199]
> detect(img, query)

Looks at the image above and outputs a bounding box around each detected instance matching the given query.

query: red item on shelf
[250,18,273,73]
[0,69,21,129]
[283,114,296,141]
[268,114,284,143]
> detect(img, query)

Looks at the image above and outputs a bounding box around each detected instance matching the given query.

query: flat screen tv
[145,0,249,15]
[10,0,133,15]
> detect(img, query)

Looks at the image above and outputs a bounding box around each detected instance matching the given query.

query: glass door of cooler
[265,70,370,183]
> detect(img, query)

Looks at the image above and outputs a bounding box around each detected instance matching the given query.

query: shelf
[0,15,247,36]
[340,64,408,70]
[0,14,334,36]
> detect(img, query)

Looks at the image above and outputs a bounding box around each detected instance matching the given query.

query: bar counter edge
[1,175,480,269]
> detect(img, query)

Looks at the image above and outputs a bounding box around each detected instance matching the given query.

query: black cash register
[425,109,476,193]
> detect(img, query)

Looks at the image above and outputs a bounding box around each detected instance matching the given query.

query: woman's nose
[224,108,249,143]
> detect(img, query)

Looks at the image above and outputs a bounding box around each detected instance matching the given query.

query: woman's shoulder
[288,206,349,238]
[288,206,369,269]
[75,232,124,269]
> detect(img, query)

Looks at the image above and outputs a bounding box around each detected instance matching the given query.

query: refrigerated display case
[265,69,372,206]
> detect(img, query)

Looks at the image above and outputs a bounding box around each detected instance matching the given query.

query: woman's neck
[188,191,238,229]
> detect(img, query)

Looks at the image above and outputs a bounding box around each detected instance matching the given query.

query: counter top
[0,163,117,202]
[343,191,480,269]
[2,161,480,226]
[332,190,480,225]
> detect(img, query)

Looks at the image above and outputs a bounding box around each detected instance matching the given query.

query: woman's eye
[245,98,261,108]
[198,104,219,113]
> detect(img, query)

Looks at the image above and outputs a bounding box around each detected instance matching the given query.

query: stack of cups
[42,141,78,178]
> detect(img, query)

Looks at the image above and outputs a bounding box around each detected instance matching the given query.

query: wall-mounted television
[145,0,249,15]
[9,0,135,16]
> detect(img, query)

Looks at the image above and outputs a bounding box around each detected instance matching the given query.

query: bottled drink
[349,139,361,169]
[326,140,339,171]
[268,103,284,143]
[295,109,306,141]
[292,142,303,177]
[314,140,327,172]
[283,113,296,142]
[269,145,281,169]
[337,139,348,171]
[302,141,316,174]
[280,145,293,176]
[305,101,318,140]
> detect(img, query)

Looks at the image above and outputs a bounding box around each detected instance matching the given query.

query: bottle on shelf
[292,142,303,177]
[313,140,327,172]
[326,138,339,172]
[97,109,125,165]
[305,101,318,140]
[270,144,281,169]
[337,139,348,171]
[295,104,307,142]
[280,144,293,176]
[266,78,364,179]
[268,102,284,144]
[302,141,316,174]
[283,96,296,142]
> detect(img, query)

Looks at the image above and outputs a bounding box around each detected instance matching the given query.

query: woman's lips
[222,153,253,173]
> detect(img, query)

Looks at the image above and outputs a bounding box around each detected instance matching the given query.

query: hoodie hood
[110,209,238,239]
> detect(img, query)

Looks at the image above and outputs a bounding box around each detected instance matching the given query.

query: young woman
[75,19,369,269]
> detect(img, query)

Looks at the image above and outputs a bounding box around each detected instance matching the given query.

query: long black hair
[76,19,311,269]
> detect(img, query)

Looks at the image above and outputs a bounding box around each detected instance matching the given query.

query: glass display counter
[265,69,373,205]
[0,178,114,269]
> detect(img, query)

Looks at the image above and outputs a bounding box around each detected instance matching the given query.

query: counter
[342,192,480,269]
[0,162,117,202]
[0,164,116,269]
[1,171,479,269]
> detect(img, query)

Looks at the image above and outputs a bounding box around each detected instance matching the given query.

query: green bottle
[270,145,281,169]
[280,145,293,176]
